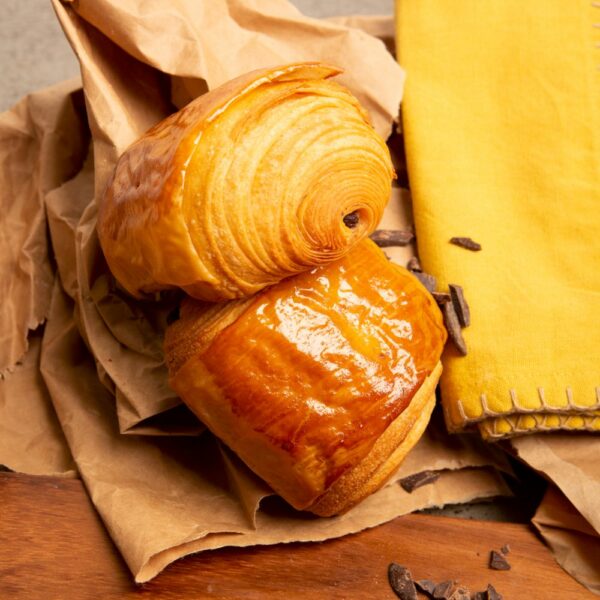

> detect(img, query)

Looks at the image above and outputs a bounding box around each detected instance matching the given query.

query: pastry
[98,62,394,301]
[164,240,446,515]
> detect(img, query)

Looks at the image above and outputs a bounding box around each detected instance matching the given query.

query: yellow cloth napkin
[396,0,600,439]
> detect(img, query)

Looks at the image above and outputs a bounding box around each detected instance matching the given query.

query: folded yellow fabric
[397,0,600,439]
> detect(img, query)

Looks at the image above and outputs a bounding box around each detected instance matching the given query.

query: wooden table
[0,473,593,599]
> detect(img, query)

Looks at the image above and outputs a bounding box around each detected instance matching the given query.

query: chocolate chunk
[449,237,482,251]
[485,584,503,600]
[448,586,470,600]
[166,305,180,325]
[415,579,436,596]
[442,302,468,356]
[433,580,455,599]
[449,284,470,327]
[370,229,415,247]
[432,292,451,306]
[343,211,360,228]
[406,256,422,272]
[489,550,511,571]
[500,544,510,555]
[399,470,441,493]
[414,271,437,293]
[388,563,418,600]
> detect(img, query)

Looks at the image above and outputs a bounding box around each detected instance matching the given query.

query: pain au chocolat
[98,62,394,302]
[164,240,446,516]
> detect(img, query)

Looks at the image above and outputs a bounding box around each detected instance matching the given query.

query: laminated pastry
[164,240,446,516]
[98,62,394,302]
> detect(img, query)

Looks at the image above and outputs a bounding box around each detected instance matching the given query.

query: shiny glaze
[170,240,446,508]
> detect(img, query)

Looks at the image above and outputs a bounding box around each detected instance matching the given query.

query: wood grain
[0,473,593,599]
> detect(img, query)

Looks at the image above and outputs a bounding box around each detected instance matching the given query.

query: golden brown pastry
[164,240,446,516]
[98,63,394,302]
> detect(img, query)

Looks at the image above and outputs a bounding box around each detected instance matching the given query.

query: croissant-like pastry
[164,240,446,516]
[98,63,394,302]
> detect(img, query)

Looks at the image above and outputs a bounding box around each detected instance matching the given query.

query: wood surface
[0,473,593,599]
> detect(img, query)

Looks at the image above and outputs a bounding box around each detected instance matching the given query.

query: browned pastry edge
[307,361,442,517]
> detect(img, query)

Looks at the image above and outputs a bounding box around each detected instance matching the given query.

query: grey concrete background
[0,0,393,111]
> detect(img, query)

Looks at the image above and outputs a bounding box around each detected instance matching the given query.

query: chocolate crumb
[449,237,482,251]
[448,586,470,600]
[489,551,511,571]
[433,580,455,599]
[449,284,470,327]
[370,229,415,247]
[388,563,418,600]
[416,579,436,596]
[432,292,451,306]
[442,302,468,356]
[414,271,437,293]
[485,584,503,600]
[400,470,441,493]
[500,544,510,555]
[406,256,422,272]
[343,211,360,228]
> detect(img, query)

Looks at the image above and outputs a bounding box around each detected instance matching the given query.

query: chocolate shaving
[449,284,470,327]
[388,563,418,600]
[485,584,503,600]
[406,256,422,272]
[414,271,437,293]
[343,211,360,228]
[433,580,455,599]
[489,551,511,571]
[442,302,468,356]
[370,229,415,247]
[399,470,440,493]
[500,544,510,555]
[449,237,481,251]
[415,579,436,596]
[432,292,451,306]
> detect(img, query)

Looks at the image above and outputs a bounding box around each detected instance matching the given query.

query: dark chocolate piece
[442,302,468,356]
[399,470,441,493]
[406,256,422,272]
[449,237,482,251]
[485,584,503,600]
[343,211,360,228]
[415,579,436,596]
[432,292,451,305]
[388,563,418,600]
[433,580,455,599]
[414,271,437,293]
[500,544,510,555]
[166,305,180,325]
[449,284,470,327]
[370,229,415,247]
[489,551,511,571]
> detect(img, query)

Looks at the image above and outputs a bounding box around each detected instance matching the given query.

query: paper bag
[533,485,600,595]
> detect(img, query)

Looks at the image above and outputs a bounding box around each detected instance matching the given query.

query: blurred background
[1,0,393,110]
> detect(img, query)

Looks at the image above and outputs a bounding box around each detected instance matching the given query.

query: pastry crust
[165,241,446,515]
[98,62,394,301]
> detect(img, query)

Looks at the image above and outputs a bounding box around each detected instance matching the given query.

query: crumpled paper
[0,78,87,374]
[533,485,600,595]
